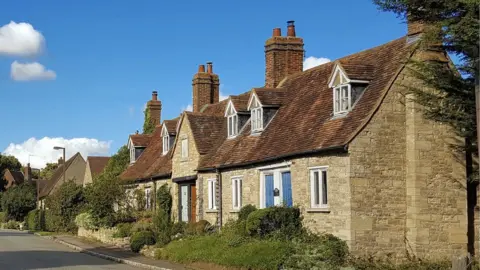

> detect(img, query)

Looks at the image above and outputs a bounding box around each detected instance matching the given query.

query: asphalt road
[0,230,141,270]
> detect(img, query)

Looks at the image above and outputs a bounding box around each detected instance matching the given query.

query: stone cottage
[120,20,477,259]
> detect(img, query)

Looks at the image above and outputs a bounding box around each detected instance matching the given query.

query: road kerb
[34,233,171,270]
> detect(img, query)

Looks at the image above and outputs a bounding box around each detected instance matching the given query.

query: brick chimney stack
[192,62,219,112]
[24,163,32,183]
[146,91,162,126]
[265,20,304,88]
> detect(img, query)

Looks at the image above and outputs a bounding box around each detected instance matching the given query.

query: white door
[180,185,189,222]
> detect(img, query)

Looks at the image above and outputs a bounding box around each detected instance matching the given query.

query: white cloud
[219,91,228,101]
[303,56,331,71]
[11,61,56,81]
[181,104,193,112]
[2,137,112,169]
[0,21,45,56]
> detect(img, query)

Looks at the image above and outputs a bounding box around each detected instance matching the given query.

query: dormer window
[328,63,369,116]
[225,101,238,138]
[247,93,264,133]
[129,144,135,164]
[161,125,170,155]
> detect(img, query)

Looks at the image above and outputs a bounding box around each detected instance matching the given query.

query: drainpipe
[153,178,157,211]
[216,168,223,230]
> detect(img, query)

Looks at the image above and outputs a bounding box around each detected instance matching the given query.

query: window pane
[238,179,242,207]
[228,117,233,136]
[233,180,238,208]
[322,171,328,205]
[314,171,320,205]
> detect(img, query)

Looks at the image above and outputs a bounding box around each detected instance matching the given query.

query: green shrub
[246,206,302,238]
[130,231,156,253]
[186,220,211,236]
[114,210,135,224]
[0,212,6,223]
[156,184,172,219]
[171,222,187,235]
[113,222,133,238]
[45,180,85,232]
[283,232,349,269]
[133,189,146,212]
[238,204,257,221]
[153,208,172,246]
[131,221,154,234]
[44,210,61,232]
[1,183,37,221]
[74,212,98,230]
[222,219,248,237]
[4,220,20,229]
[26,209,45,231]
[156,234,293,270]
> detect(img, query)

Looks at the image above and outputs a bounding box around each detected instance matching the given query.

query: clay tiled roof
[198,37,412,169]
[164,118,180,135]
[186,113,226,155]
[6,170,24,185]
[200,99,229,116]
[130,134,151,147]
[230,92,251,112]
[39,153,82,198]
[341,63,376,81]
[87,156,110,177]
[254,88,287,106]
[121,118,180,182]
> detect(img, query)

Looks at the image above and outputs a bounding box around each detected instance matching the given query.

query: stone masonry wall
[214,154,352,245]
[78,227,129,248]
[349,64,467,260]
[83,162,92,187]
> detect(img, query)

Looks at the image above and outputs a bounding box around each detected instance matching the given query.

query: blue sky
[0,0,406,168]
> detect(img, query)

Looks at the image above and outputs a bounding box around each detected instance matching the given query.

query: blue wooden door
[265,174,274,207]
[281,172,293,207]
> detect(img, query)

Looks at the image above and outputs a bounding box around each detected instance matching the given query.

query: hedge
[130,231,156,252]
[246,206,302,238]
[26,209,45,231]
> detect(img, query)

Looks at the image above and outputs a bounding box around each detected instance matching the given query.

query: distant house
[38,153,86,207]
[3,169,25,189]
[83,156,110,186]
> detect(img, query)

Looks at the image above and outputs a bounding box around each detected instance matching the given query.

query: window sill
[205,209,218,213]
[331,112,349,120]
[229,209,240,213]
[306,208,331,213]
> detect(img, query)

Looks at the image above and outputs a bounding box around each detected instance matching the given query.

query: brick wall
[265,36,304,88]
[192,73,219,113]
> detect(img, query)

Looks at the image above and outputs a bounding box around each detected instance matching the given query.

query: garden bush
[153,208,172,246]
[4,220,20,229]
[246,206,302,238]
[1,183,37,221]
[113,222,133,238]
[130,231,156,253]
[130,221,154,234]
[74,212,98,230]
[26,209,45,231]
[156,184,172,219]
[238,204,257,221]
[186,220,211,236]
[0,211,6,223]
[44,210,61,232]
[45,180,85,232]
[171,222,187,235]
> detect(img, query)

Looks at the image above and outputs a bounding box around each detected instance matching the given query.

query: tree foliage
[45,180,85,232]
[156,184,172,220]
[143,108,155,134]
[85,176,124,227]
[95,145,129,181]
[40,163,59,180]
[0,154,22,192]
[1,183,36,221]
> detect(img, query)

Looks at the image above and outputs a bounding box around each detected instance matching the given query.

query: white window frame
[129,141,136,164]
[181,138,188,158]
[259,166,290,208]
[207,179,217,210]
[162,125,170,155]
[231,177,242,210]
[333,84,351,115]
[309,167,328,208]
[251,107,263,132]
[228,114,238,138]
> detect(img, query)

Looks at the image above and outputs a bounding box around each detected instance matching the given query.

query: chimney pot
[287,20,296,37]
[198,64,205,73]
[152,91,158,101]
[272,28,281,37]
[206,62,213,74]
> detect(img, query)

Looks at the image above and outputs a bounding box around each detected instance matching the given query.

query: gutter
[197,144,348,172]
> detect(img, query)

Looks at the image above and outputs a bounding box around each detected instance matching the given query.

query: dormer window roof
[328,63,371,116]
